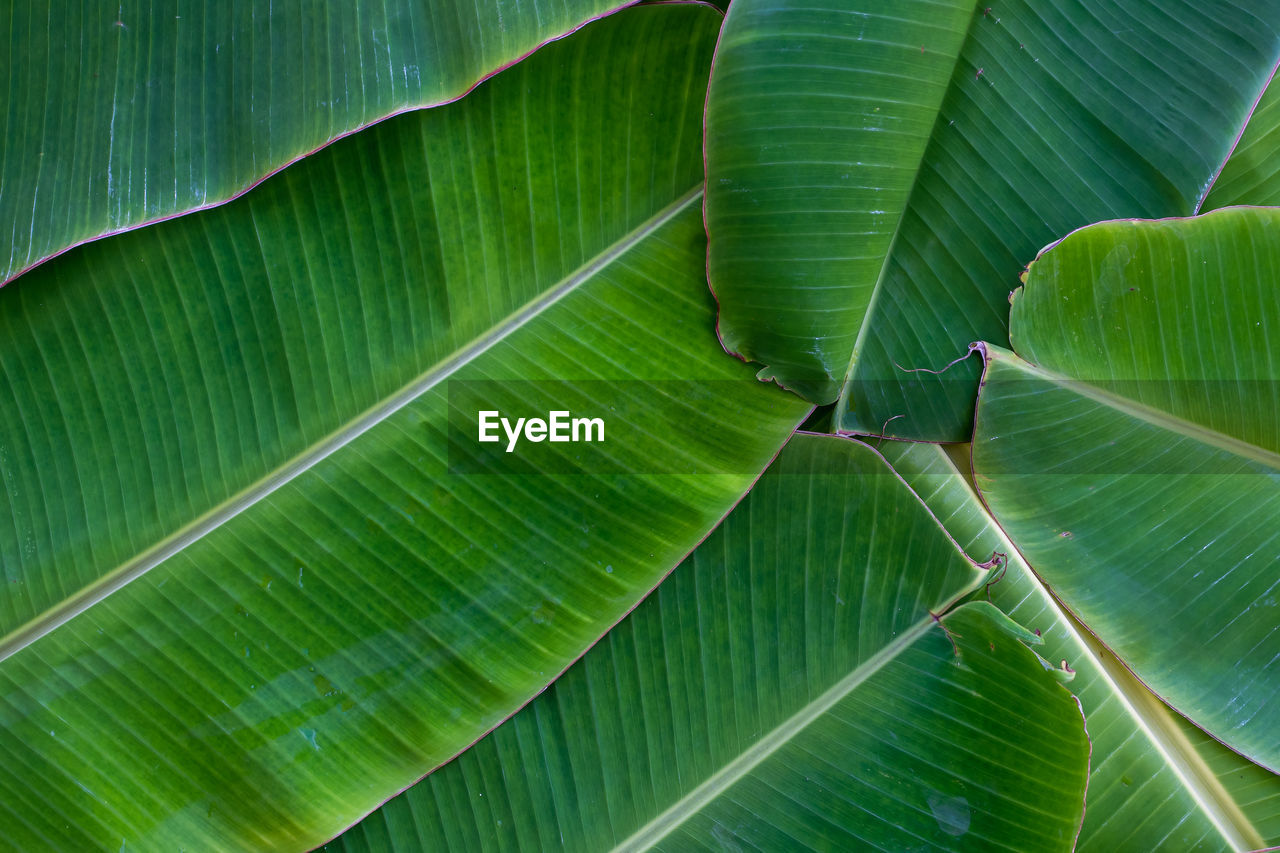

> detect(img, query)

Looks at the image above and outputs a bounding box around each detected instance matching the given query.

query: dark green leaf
[1,0,626,286]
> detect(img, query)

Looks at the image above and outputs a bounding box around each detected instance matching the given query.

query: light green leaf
[1202,71,1280,209]
[971,207,1280,775]
[328,434,1089,852]
[705,0,1280,439]
[884,440,1280,852]
[1,0,626,286]
[0,7,811,849]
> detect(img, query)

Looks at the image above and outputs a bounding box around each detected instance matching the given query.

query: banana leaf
[704,0,1280,440]
[0,0,626,286]
[972,207,1280,777]
[0,7,810,849]
[328,435,1089,851]
[885,441,1280,852]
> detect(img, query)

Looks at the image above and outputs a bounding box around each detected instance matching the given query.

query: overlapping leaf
[0,0,625,286]
[1202,71,1280,209]
[884,441,1280,852]
[329,435,1089,852]
[705,0,1280,440]
[0,7,812,849]
[972,207,1280,776]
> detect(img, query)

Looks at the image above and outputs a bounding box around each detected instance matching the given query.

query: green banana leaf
[1202,73,1280,209]
[0,7,811,849]
[883,441,1280,851]
[328,434,1089,852]
[0,0,625,287]
[971,207,1280,777]
[704,0,1280,440]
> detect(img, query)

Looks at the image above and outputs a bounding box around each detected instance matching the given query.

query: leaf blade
[705,0,978,403]
[0,8,814,849]
[972,207,1280,774]
[885,439,1279,851]
[704,0,1280,439]
[1,0,630,287]
[329,436,1091,852]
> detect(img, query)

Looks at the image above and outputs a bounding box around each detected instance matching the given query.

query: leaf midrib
[610,592,978,852]
[611,437,994,851]
[941,446,1267,852]
[611,619,934,852]
[835,0,981,412]
[990,346,1280,474]
[0,185,705,664]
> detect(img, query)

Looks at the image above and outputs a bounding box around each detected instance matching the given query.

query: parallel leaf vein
[0,185,704,664]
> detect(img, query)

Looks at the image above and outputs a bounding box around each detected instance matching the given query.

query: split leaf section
[329,435,1090,852]
[0,8,811,850]
[705,0,1280,439]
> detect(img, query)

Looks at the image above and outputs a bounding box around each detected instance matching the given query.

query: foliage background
[1,1,1278,851]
